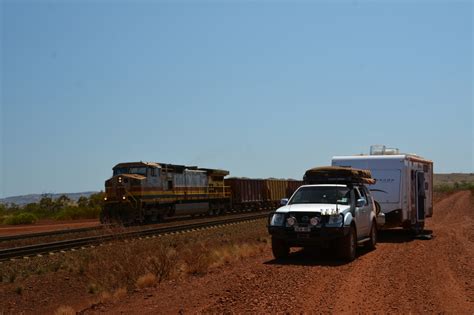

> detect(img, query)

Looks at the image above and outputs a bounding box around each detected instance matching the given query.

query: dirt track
[0,219,99,236]
[89,190,474,314]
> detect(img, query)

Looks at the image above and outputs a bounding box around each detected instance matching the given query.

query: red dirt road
[88,190,474,314]
[0,219,99,236]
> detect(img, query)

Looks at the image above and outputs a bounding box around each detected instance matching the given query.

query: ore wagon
[225,178,303,210]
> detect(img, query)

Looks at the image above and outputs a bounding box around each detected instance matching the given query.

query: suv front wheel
[271,237,289,259]
[365,220,377,250]
[340,225,357,261]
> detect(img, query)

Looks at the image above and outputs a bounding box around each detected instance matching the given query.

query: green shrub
[3,212,38,225]
[55,206,101,220]
[434,182,474,193]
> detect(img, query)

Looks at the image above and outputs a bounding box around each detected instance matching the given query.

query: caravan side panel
[333,154,433,230]
[332,156,406,227]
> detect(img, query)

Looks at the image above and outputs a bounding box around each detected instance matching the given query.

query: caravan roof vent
[370,145,399,155]
[370,145,386,155]
[384,148,400,155]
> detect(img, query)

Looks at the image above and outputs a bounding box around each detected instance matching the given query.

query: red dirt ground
[1,191,472,314]
[83,190,474,314]
[0,219,99,236]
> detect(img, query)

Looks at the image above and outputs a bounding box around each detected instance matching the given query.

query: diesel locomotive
[101,161,302,224]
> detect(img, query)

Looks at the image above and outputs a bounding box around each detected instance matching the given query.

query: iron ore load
[101,161,302,224]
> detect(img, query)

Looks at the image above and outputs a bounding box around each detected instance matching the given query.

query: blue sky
[1,1,473,198]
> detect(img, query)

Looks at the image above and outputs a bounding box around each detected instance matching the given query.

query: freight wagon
[225,178,302,210]
[101,162,303,224]
[332,145,433,232]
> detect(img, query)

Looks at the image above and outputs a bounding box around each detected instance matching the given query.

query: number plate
[294,226,311,232]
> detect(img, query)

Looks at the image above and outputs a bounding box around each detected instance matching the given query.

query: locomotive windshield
[289,186,350,205]
[113,167,147,176]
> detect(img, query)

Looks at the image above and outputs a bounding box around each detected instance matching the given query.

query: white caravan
[332,146,433,231]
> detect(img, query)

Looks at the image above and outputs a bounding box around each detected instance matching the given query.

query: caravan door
[416,171,426,223]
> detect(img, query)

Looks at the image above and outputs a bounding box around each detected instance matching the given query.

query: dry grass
[98,291,112,303]
[94,287,128,305]
[145,246,178,282]
[0,219,270,294]
[210,242,268,268]
[434,173,474,186]
[136,273,157,288]
[112,287,127,300]
[54,305,75,315]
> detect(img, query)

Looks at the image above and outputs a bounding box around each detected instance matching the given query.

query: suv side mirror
[356,198,367,208]
[280,198,289,206]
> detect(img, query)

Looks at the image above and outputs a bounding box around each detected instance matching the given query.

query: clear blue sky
[1,1,473,198]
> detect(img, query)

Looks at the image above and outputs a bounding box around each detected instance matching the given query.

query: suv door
[361,185,375,231]
[354,187,370,237]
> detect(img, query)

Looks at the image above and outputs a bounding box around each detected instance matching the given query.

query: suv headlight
[328,214,344,226]
[286,216,296,227]
[270,213,285,226]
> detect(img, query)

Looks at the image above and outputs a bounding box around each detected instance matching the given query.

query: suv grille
[288,212,324,226]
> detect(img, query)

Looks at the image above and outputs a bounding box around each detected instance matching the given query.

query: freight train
[100,162,302,224]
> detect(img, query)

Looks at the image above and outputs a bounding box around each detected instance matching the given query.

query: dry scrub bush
[95,287,127,304]
[113,287,127,300]
[98,291,112,304]
[145,245,178,282]
[181,242,214,275]
[136,273,157,288]
[1,219,270,295]
[80,222,269,288]
[54,305,75,315]
[210,243,266,268]
[83,241,148,290]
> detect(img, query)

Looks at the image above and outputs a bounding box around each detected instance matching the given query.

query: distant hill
[0,191,99,206]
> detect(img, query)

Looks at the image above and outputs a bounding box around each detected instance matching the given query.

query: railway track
[0,208,273,243]
[0,212,269,262]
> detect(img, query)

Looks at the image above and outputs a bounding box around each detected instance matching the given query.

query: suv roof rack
[303,166,375,185]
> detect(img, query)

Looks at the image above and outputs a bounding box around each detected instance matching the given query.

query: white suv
[267,183,378,261]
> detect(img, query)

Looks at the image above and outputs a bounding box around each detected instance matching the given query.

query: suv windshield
[113,167,147,176]
[289,186,350,205]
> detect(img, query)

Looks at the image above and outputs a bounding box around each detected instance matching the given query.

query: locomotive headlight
[310,217,320,226]
[270,213,285,226]
[286,216,296,227]
[118,177,122,183]
[104,197,107,201]
[122,196,126,200]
